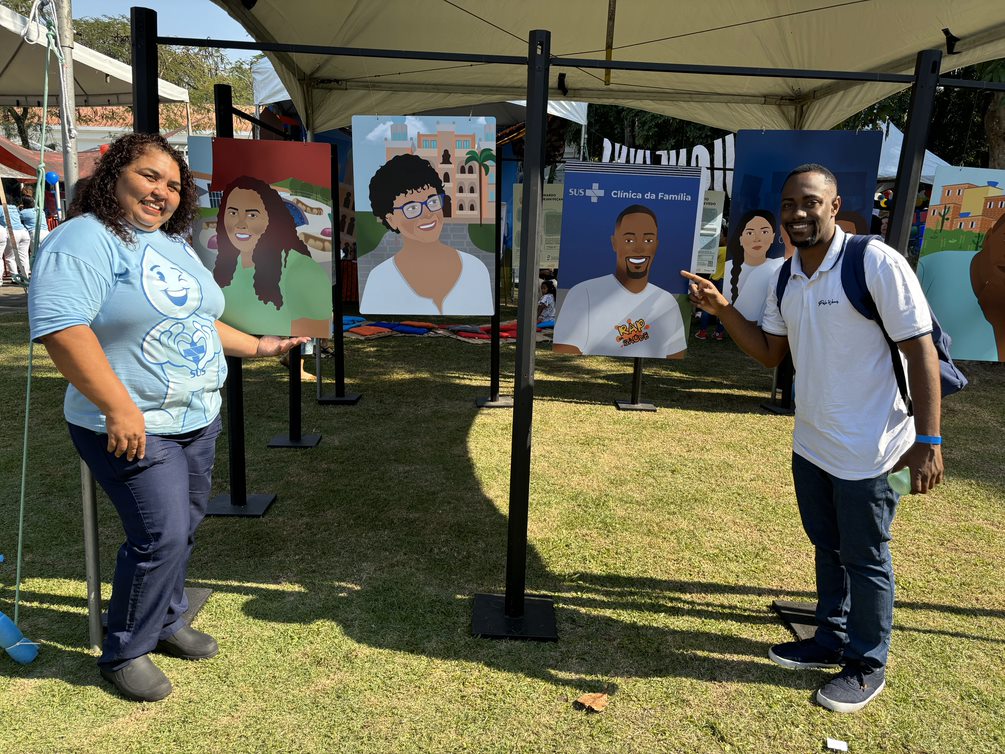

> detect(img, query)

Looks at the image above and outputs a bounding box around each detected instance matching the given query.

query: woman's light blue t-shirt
[29,214,228,434]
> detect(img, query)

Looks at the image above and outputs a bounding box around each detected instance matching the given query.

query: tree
[937,205,951,232]
[977,60,1005,169]
[73,15,254,106]
[0,4,255,147]
[464,147,495,225]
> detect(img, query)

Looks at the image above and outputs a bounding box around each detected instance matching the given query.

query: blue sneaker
[768,637,843,670]
[816,663,886,713]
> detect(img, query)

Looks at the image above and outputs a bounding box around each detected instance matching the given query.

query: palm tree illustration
[464,148,496,225]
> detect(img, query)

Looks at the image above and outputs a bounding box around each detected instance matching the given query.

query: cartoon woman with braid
[723,208,784,325]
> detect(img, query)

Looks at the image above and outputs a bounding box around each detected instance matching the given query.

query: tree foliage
[0,3,253,147]
[72,15,253,106]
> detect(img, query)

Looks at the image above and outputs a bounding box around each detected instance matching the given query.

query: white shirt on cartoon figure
[553,274,687,358]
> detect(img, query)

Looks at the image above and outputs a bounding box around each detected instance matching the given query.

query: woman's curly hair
[68,132,197,243]
[212,176,312,310]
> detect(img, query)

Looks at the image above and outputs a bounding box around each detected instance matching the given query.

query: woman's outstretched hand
[255,335,313,357]
[681,270,728,315]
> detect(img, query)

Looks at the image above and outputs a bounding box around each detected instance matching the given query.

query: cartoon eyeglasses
[393,193,445,219]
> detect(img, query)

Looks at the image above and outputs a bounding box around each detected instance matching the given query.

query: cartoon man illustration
[553,204,687,359]
[140,244,225,431]
[971,213,1005,360]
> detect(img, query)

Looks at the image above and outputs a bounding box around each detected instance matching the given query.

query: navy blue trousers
[69,416,221,669]
[791,452,900,670]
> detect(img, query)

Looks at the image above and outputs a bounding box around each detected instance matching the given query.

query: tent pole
[471,30,556,641]
[887,49,942,256]
[54,0,78,205]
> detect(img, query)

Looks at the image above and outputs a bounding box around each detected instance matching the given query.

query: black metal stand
[887,49,942,256]
[209,356,277,516]
[477,192,513,409]
[771,600,818,642]
[760,352,795,415]
[318,146,362,406]
[206,86,276,517]
[472,30,556,641]
[615,358,657,412]
[119,11,214,625]
[268,344,322,448]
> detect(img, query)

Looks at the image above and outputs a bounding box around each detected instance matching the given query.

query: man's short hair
[784,163,838,192]
[615,204,658,230]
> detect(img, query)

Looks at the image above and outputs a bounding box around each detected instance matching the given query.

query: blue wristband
[915,434,942,445]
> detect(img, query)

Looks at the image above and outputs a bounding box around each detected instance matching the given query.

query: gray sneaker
[768,637,843,670]
[816,663,886,713]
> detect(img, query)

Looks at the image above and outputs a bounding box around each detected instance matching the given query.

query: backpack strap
[840,234,913,416]
[774,257,794,305]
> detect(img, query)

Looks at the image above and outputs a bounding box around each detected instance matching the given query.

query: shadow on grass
[2,315,1003,700]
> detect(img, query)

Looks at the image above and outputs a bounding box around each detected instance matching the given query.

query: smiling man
[682,163,944,714]
[553,204,687,359]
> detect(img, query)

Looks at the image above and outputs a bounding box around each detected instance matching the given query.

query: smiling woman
[360,153,492,316]
[26,133,308,704]
[211,175,332,337]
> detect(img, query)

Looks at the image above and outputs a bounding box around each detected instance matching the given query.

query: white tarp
[0,4,189,106]
[878,121,952,184]
[213,1,1005,135]
[251,57,588,125]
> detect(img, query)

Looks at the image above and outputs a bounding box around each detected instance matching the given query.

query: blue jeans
[698,279,724,332]
[69,416,222,668]
[791,452,900,670]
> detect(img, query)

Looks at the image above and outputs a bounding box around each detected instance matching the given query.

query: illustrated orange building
[927,181,1005,234]
[384,122,496,224]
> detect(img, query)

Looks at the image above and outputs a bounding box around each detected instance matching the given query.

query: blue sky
[72,0,256,59]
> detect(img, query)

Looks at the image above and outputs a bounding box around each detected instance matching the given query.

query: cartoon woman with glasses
[360,153,492,315]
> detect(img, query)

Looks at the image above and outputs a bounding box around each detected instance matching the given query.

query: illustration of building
[384,122,496,224]
[927,181,1005,234]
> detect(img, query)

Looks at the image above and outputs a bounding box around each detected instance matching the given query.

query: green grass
[0,310,1003,753]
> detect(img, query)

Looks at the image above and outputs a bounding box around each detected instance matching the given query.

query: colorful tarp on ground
[917,166,1005,362]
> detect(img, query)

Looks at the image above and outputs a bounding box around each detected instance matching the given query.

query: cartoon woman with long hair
[360,153,492,316]
[724,208,784,324]
[213,176,331,337]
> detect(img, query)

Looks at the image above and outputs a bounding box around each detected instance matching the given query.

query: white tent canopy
[212,1,1005,134]
[251,56,588,126]
[0,4,188,107]
[878,121,951,183]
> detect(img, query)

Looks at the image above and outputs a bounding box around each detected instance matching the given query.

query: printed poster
[188,136,334,338]
[727,130,882,325]
[695,190,726,276]
[351,116,497,316]
[917,166,1005,362]
[513,182,564,272]
[552,162,703,359]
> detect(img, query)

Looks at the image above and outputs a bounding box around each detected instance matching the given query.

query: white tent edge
[0,4,188,106]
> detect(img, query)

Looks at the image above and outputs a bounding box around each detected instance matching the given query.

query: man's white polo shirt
[760,228,932,480]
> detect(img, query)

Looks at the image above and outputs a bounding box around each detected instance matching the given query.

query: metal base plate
[206,493,277,517]
[614,399,657,412]
[471,593,558,641]
[267,433,322,449]
[475,394,514,409]
[103,586,212,631]
[317,392,362,405]
[760,401,795,416]
[771,599,818,641]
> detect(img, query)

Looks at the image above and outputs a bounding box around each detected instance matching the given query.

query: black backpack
[774,234,967,416]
